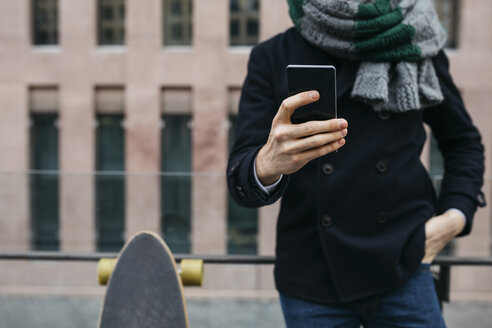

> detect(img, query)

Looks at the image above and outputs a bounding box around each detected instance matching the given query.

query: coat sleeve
[227,44,290,208]
[424,50,486,237]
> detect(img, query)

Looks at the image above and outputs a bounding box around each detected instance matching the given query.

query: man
[227,0,486,326]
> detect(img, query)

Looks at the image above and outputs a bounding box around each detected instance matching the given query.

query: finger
[297,138,346,163]
[290,118,348,138]
[284,129,347,154]
[275,91,320,123]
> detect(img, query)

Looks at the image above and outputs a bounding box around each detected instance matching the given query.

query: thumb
[274,91,320,124]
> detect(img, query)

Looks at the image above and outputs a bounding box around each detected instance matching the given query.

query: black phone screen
[286,65,337,124]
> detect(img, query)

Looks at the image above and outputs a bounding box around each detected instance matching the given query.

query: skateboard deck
[97,231,189,328]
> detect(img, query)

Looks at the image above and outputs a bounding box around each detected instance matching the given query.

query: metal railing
[1,252,492,308]
[0,252,275,264]
[2,252,492,265]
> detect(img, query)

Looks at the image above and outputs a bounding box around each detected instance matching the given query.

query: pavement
[0,294,491,328]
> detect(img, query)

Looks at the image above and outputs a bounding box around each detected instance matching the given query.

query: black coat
[227,28,486,304]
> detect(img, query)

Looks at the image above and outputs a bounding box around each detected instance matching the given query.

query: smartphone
[286,65,337,124]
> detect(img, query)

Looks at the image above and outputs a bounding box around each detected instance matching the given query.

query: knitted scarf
[287,0,448,112]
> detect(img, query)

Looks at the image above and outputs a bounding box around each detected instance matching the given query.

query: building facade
[0,0,491,300]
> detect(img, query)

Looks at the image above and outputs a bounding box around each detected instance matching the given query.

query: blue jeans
[279,263,446,328]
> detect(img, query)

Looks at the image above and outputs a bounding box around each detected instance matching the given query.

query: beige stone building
[0,0,491,301]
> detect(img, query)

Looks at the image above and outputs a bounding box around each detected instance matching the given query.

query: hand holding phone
[255,90,347,185]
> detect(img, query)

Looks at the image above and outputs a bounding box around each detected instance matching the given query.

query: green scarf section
[287,0,448,112]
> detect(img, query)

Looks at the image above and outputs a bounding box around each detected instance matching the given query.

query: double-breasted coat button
[477,192,486,207]
[378,111,391,120]
[376,212,389,224]
[236,185,246,197]
[229,161,240,173]
[376,160,388,173]
[321,215,333,228]
[322,163,334,175]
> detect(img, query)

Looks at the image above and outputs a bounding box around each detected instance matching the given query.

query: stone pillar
[260,0,292,41]
[0,0,30,251]
[258,202,281,289]
[190,0,229,290]
[0,86,29,251]
[59,0,96,252]
[191,0,228,255]
[124,0,161,238]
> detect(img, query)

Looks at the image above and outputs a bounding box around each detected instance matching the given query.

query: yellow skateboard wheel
[98,258,117,286]
[180,259,204,286]
[97,257,204,287]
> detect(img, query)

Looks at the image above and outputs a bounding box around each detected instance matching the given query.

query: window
[30,114,59,250]
[163,0,193,46]
[32,0,58,45]
[230,0,259,46]
[227,115,258,254]
[98,0,125,45]
[161,114,192,253]
[96,114,125,251]
[434,0,460,48]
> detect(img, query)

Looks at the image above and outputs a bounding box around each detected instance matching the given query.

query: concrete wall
[445,0,492,300]
[0,0,490,300]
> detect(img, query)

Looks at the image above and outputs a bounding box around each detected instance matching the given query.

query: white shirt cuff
[445,208,467,225]
[253,158,283,195]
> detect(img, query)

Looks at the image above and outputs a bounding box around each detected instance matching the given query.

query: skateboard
[96,231,203,328]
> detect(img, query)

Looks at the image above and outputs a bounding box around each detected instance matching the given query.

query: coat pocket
[396,222,427,282]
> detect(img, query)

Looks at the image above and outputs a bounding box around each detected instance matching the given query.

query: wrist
[442,210,466,236]
[255,147,281,185]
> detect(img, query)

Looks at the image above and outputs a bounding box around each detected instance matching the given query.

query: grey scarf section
[298,0,447,112]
